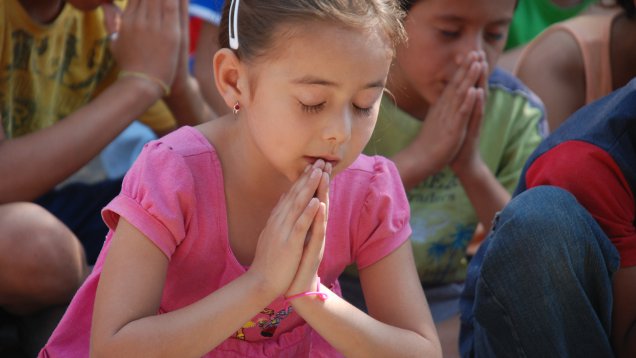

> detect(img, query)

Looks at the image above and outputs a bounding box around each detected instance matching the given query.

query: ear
[214,48,245,110]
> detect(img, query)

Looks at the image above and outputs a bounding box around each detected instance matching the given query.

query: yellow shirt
[0,0,175,139]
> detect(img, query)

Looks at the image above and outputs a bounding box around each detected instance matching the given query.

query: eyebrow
[291,75,386,89]
[435,14,512,26]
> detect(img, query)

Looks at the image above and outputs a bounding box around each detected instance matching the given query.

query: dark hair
[218,0,406,62]
[617,0,636,17]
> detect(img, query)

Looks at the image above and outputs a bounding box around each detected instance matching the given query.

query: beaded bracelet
[284,277,329,303]
[118,70,170,97]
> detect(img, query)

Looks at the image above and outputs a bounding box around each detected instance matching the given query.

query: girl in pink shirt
[40,0,441,356]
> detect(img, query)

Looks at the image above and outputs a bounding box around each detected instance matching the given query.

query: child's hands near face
[248,161,327,299]
[108,0,180,94]
[450,54,488,175]
[285,162,331,298]
[413,51,486,173]
[168,0,192,96]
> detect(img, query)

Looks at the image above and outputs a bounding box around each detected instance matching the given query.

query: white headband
[229,0,240,50]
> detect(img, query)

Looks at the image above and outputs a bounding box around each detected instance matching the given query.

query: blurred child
[0,0,211,353]
[513,0,635,130]
[460,74,636,358]
[39,0,442,357]
[189,0,229,115]
[341,0,547,355]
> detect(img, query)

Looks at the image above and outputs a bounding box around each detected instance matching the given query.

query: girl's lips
[305,156,340,168]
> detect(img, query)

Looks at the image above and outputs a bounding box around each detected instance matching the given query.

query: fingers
[304,201,327,265]
[101,3,122,36]
[270,161,325,232]
[467,87,485,137]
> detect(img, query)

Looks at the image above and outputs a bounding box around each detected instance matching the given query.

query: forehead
[250,22,393,88]
[410,0,515,23]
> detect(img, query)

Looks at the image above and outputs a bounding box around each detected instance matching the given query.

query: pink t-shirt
[40,126,411,357]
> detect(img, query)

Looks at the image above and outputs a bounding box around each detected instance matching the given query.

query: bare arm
[162,0,217,126]
[0,80,163,203]
[391,51,486,191]
[0,0,180,202]
[612,266,636,358]
[193,22,230,116]
[90,218,278,358]
[291,241,442,357]
[91,161,328,357]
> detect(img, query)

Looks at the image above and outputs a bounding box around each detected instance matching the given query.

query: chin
[67,0,105,11]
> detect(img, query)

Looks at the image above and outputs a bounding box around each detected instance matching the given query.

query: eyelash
[439,30,504,42]
[300,103,373,117]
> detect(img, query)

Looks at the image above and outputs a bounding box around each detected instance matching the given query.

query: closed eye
[353,104,373,117]
[301,102,326,114]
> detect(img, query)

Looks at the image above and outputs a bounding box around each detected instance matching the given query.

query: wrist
[284,277,328,305]
[453,156,487,182]
[118,70,170,97]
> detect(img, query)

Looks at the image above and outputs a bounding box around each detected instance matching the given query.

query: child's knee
[0,203,85,312]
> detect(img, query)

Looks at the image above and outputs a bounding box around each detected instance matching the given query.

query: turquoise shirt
[364,68,547,285]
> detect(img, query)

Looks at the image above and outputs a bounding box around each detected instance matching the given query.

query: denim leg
[460,186,620,358]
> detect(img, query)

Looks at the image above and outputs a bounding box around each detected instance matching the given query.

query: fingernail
[311,168,321,178]
[314,159,325,168]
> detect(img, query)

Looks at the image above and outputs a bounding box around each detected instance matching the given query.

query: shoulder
[514,24,583,87]
[486,67,548,135]
[338,154,402,188]
[488,67,545,111]
[124,127,215,186]
[334,155,407,209]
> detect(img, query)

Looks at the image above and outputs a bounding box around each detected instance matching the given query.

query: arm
[449,57,510,233]
[0,0,179,203]
[391,51,487,191]
[514,29,585,132]
[91,160,328,357]
[90,218,278,357]
[612,266,636,358]
[0,77,164,203]
[526,141,636,357]
[162,0,217,126]
[290,241,442,357]
[193,22,230,116]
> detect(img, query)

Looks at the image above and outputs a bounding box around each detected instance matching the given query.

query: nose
[459,31,484,57]
[323,109,352,145]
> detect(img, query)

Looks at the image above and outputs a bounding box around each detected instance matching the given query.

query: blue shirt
[189,0,224,25]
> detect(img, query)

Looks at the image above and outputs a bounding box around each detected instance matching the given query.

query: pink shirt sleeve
[101,140,196,258]
[350,156,412,270]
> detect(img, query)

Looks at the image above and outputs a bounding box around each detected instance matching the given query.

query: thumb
[102,3,122,38]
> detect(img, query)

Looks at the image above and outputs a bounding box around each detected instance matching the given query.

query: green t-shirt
[505,0,597,50]
[364,68,546,285]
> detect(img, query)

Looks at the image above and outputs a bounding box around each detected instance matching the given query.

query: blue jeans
[460,186,620,358]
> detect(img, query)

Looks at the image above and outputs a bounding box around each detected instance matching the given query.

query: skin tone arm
[392,51,510,232]
[90,161,328,357]
[612,266,636,358]
[291,241,442,357]
[193,22,230,116]
[285,164,441,356]
[0,0,180,203]
[514,29,585,132]
[162,0,217,127]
